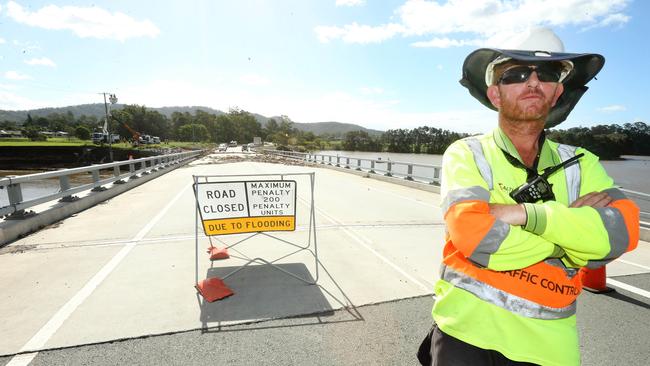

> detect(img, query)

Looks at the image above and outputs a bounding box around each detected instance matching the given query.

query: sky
[0,0,648,133]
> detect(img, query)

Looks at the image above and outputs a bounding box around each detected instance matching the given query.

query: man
[419,28,640,365]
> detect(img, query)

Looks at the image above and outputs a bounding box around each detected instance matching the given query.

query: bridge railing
[262,149,442,185]
[0,150,202,219]
[262,150,649,227]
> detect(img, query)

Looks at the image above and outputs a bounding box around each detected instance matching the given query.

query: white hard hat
[459,27,605,128]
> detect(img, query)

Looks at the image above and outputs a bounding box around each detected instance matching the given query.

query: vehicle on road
[229,140,237,147]
[218,143,228,152]
[92,132,120,144]
[140,135,159,144]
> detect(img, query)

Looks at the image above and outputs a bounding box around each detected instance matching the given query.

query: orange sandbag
[195,277,234,302]
[207,246,229,260]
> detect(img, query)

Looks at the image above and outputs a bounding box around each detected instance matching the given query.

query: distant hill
[153,106,226,118]
[0,104,384,136]
[293,121,383,137]
[0,104,122,122]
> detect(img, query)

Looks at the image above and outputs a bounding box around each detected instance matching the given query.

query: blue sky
[0,0,647,133]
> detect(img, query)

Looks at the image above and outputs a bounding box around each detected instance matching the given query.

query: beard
[500,90,553,122]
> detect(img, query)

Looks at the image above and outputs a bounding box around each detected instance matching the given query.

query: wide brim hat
[460,32,605,128]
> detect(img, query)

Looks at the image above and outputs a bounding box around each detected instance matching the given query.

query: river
[0,169,115,208]
[314,151,650,194]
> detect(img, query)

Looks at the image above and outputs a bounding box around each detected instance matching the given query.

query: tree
[214,115,237,142]
[75,125,91,140]
[0,121,18,129]
[230,109,261,143]
[171,111,193,139]
[23,126,46,141]
[178,124,209,142]
[264,118,279,139]
[342,130,381,151]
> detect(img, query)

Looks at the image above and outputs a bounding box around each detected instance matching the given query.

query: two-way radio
[509,153,584,204]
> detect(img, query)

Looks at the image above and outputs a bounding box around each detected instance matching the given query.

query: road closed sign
[194,180,297,235]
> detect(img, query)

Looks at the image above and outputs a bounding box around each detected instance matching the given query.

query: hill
[0,104,382,136]
[293,121,383,137]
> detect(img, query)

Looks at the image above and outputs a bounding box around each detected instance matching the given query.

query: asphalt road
[1,153,648,366]
[1,273,647,366]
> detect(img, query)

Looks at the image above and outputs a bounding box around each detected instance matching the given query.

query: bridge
[1,149,649,365]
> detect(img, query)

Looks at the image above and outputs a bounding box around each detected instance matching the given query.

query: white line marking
[621,188,650,197]
[607,278,650,299]
[617,259,650,271]
[311,200,432,293]
[6,184,192,366]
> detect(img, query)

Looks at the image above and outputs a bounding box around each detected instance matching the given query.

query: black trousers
[417,324,539,366]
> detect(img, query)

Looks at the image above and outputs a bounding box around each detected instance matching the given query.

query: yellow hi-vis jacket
[432,128,639,366]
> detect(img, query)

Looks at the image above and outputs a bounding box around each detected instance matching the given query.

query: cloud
[0,37,6,44]
[411,37,482,48]
[6,1,160,41]
[239,73,271,86]
[598,104,626,112]
[5,71,32,80]
[581,13,630,31]
[336,0,366,6]
[316,0,631,46]
[315,22,405,44]
[25,57,56,67]
[0,91,43,110]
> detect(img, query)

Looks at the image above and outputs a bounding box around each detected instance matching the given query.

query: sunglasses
[498,65,563,85]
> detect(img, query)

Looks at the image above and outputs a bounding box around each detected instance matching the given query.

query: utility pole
[102,92,118,162]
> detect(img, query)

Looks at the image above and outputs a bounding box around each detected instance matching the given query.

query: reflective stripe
[587,207,630,267]
[585,259,613,269]
[602,187,628,201]
[441,186,490,213]
[469,220,510,267]
[556,144,581,204]
[544,258,579,278]
[441,265,577,320]
[464,138,493,190]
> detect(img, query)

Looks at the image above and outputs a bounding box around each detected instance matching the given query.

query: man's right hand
[569,191,612,208]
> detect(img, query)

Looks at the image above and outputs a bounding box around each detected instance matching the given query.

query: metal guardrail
[263,149,650,227]
[0,150,202,218]
[262,149,441,185]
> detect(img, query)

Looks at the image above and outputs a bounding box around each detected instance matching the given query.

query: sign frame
[192,172,319,287]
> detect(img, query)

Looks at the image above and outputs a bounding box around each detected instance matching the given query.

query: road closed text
[202,203,246,214]
[195,180,297,236]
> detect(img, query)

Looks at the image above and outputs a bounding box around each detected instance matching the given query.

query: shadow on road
[198,262,363,333]
[603,289,650,309]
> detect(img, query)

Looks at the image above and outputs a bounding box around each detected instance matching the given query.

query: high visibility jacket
[432,128,639,366]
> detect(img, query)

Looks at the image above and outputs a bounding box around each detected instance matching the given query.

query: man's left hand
[570,191,613,208]
[489,203,526,226]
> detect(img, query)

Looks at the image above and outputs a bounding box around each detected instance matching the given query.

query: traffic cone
[195,277,234,302]
[581,266,614,293]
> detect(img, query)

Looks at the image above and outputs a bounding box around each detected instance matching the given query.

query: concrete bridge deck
[1,152,648,365]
